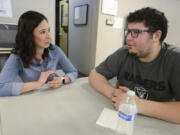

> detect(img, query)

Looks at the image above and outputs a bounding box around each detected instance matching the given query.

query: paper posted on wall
[0,0,12,17]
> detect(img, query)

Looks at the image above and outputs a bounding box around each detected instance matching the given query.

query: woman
[0,11,78,96]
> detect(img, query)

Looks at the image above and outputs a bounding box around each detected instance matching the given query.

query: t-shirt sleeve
[96,47,127,80]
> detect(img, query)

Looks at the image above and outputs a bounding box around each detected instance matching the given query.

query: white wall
[0,0,55,43]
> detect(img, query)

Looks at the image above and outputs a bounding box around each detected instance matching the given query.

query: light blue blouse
[0,45,78,96]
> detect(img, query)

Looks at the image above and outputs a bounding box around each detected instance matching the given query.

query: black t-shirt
[96,43,180,101]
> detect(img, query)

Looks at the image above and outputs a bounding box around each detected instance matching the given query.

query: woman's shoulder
[8,53,20,60]
[49,44,62,52]
[5,53,23,67]
[48,44,65,57]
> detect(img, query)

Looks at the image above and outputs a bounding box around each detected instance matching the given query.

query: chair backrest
[0,23,17,49]
[0,24,17,71]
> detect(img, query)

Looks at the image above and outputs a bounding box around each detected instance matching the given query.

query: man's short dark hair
[127,7,168,42]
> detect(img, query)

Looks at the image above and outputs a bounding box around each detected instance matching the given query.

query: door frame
[55,0,69,56]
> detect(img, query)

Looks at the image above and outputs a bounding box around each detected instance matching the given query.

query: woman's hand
[47,77,62,88]
[47,75,71,88]
[37,70,55,86]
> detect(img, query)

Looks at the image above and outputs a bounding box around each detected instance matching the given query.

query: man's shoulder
[163,42,180,54]
[112,45,129,56]
[103,46,129,64]
[162,42,180,63]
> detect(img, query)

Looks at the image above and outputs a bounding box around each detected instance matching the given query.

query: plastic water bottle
[115,90,138,135]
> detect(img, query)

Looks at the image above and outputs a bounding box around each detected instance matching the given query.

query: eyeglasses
[124,29,155,38]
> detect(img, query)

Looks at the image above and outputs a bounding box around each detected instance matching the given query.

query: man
[88,7,180,124]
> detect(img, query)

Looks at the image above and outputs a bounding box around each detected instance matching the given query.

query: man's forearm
[137,98,180,124]
[88,69,115,99]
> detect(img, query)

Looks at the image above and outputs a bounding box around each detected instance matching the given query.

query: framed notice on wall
[74,4,88,25]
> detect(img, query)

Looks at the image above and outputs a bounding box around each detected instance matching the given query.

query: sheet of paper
[0,0,12,17]
[74,7,80,19]
[113,17,123,29]
[102,0,118,16]
[96,108,119,130]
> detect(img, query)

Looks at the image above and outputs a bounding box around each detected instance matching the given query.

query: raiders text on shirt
[124,72,166,91]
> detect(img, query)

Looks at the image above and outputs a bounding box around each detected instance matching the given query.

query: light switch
[106,18,114,25]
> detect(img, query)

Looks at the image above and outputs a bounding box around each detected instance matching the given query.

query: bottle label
[118,111,137,121]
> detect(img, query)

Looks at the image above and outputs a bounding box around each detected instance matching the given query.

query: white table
[0,78,179,135]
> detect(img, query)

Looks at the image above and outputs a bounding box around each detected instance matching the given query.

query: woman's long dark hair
[12,11,53,67]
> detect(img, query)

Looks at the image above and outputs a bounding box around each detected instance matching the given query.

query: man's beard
[128,49,138,57]
[129,50,148,58]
